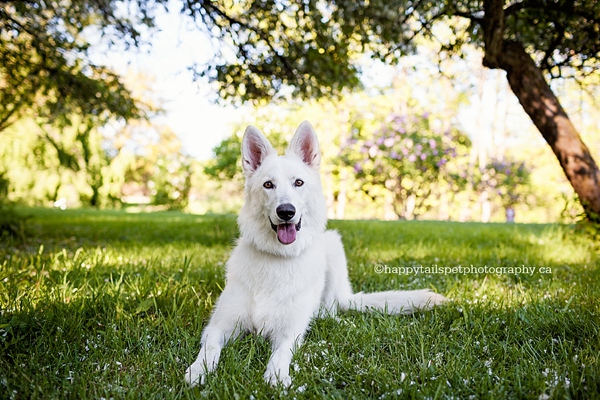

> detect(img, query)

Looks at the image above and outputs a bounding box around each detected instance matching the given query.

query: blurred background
[2,0,599,223]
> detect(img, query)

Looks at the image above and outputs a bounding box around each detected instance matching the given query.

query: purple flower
[429,139,437,149]
[393,115,407,124]
[384,138,395,147]
[420,154,427,161]
[408,154,417,162]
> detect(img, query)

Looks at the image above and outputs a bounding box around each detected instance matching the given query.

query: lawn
[1,208,599,399]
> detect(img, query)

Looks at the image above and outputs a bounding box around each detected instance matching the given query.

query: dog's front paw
[185,361,206,387]
[263,368,292,387]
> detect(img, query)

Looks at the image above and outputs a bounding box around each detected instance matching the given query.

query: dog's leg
[321,230,354,313]
[264,334,304,387]
[185,324,238,386]
[185,288,246,386]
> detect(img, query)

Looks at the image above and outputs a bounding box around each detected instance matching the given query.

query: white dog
[185,121,446,387]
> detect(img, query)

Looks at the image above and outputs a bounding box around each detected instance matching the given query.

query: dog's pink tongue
[277,223,296,244]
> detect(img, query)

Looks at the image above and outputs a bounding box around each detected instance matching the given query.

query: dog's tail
[346,289,446,315]
[322,230,446,315]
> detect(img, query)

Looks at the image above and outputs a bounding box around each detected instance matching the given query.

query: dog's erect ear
[242,125,275,176]
[288,121,321,168]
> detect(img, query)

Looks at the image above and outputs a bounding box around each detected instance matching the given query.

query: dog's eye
[263,181,274,189]
[294,179,304,187]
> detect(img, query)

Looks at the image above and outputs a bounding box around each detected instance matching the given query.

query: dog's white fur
[185,121,446,387]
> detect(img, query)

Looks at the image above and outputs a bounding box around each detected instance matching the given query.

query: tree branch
[540,22,567,71]
[504,1,524,16]
[453,11,483,25]
[199,2,296,78]
[482,0,506,68]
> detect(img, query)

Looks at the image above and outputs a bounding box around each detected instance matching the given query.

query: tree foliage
[122,125,193,210]
[36,116,119,207]
[186,0,361,102]
[1,115,194,210]
[204,124,287,184]
[0,0,163,132]
[203,84,538,221]
[204,134,243,182]
[184,0,599,103]
[1,0,169,217]
[477,158,530,210]
[184,0,600,221]
[343,112,471,219]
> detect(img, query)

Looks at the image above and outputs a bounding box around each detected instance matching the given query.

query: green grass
[1,208,599,399]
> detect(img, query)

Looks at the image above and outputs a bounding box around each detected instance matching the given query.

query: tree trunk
[90,183,100,208]
[484,40,600,221]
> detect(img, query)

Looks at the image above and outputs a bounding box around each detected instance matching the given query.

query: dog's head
[238,121,327,257]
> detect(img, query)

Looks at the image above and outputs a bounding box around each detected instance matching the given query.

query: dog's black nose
[276,203,296,221]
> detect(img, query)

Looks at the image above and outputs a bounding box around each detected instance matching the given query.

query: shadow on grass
[8,207,239,252]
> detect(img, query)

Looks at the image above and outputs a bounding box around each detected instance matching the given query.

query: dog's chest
[246,267,324,336]
[227,243,327,334]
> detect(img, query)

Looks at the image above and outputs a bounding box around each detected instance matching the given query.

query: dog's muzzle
[270,203,301,245]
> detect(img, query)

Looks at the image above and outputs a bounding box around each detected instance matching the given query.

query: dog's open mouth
[270,218,302,245]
